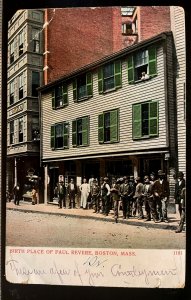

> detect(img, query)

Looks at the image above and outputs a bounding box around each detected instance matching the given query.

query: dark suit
[174,179,185,216]
[151,179,170,221]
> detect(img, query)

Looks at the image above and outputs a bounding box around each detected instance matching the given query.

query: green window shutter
[133,104,142,139]
[52,89,55,109]
[82,117,89,146]
[110,109,119,142]
[63,122,69,148]
[73,79,77,102]
[149,101,158,136]
[98,114,104,143]
[148,47,157,77]
[114,61,122,89]
[63,84,68,106]
[127,55,134,83]
[72,120,77,146]
[50,125,55,149]
[98,68,103,94]
[86,73,93,97]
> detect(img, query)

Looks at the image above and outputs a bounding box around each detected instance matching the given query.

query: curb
[7,206,179,230]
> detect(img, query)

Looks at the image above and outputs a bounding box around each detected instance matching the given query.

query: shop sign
[10,103,24,116]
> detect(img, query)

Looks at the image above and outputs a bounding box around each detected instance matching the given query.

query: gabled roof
[39,31,172,92]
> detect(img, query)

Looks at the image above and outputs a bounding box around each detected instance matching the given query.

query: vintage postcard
[5,6,186,288]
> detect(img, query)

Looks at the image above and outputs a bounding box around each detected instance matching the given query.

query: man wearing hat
[110,177,121,223]
[120,176,130,219]
[101,177,111,216]
[151,170,170,222]
[133,177,144,219]
[57,181,65,209]
[89,178,100,213]
[128,175,136,217]
[174,171,185,216]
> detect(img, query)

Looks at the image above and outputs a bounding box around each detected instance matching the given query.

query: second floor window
[18,118,24,142]
[98,109,119,143]
[18,30,24,56]
[132,101,158,139]
[32,28,40,53]
[52,84,68,108]
[72,116,89,147]
[19,73,24,99]
[9,80,14,105]
[32,71,40,97]
[10,121,14,144]
[51,122,69,149]
[122,23,133,35]
[127,46,157,83]
[73,73,93,102]
[98,61,122,93]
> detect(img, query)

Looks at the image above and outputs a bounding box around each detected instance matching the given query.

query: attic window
[121,7,135,16]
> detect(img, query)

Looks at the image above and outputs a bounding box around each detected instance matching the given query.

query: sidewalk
[6,201,181,230]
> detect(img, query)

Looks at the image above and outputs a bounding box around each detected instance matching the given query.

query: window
[32,71,40,96]
[52,84,68,108]
[98,109,119,143]
[122,23,133,35]
[10,121,14,144]
[18,30,24,56]
[19,73,24,99]
[9,80,14,105]
[73,73,92,101]
[32,117,40,140]
[72,117,89,147]
[10,40,15,64]
[51,122,69,149]
[32,28,40,53]
[132,101,158,139]
[18,118,24,142]
[98,61,121,93]
[121,7,135,16]
[127,47,157,83]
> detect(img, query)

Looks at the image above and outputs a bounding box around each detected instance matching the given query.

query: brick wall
[139,6,171,41]
[45,6,171,83]
[46,7,116,83]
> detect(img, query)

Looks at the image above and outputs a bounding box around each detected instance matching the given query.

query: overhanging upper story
[39,31,176,163]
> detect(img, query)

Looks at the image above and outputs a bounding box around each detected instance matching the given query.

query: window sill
[51,147,69,151]
[74,96,92,103]
[72,144,89,148]
[130,75,157,84]
[133,135,158,140]
[53,104,68,110]
[99,141,119,144]
[103,87,117,94]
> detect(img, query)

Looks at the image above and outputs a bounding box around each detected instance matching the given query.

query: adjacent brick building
[43,6,171,83]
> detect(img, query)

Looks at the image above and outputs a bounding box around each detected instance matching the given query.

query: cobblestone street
[6,202,185,249]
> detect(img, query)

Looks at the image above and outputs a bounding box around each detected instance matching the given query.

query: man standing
[101,177,111,216]
[110,177,120,223]
[128,175,136,217]
[58,181,65,209]
[133,177,144,219]
[13,183,21,206]
[80,178,90,209]
[151,170,170,222]
[67,178,77,208]
[175,187,186,233]
[174,171,185,216]
[89,179,100,213]
[120,176,130,219]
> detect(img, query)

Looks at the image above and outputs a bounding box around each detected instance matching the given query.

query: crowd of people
[55,170,186,232]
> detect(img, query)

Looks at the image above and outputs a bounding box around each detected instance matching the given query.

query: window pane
[32,72,40,96]
[55,124,63,148]
[142,103,149,136]
[104,112,110,142]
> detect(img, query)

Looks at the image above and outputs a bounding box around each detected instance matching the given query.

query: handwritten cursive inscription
[6,256,179,287]
[111,264,177,285]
